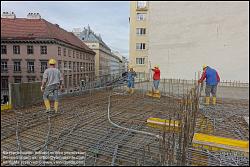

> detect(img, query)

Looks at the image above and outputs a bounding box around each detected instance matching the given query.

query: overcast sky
[1,1,130,58]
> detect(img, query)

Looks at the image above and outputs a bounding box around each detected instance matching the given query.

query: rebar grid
[1,79,249,166]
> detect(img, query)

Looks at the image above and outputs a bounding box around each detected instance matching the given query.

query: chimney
[1,11,16,19]
[27,13,41,19]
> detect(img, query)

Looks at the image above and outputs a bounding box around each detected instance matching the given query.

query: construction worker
[127,65,136,94]
[198,64,220,105]
[151,65,161,94]
[41,58,63,113]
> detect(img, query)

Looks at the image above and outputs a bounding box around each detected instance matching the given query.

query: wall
[10,81,43,108]
[129,1,149,80]
[148,1,249,82]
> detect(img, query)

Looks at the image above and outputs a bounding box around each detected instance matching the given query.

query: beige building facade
[130,1,249,82]
[129,1,149,80]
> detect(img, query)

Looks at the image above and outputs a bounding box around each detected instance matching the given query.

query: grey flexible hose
[107,93,162,140]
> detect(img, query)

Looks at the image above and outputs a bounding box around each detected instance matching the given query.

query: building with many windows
[130,1,249,81]
[112,51,128,76]
[73,26,122,83]
[1,12,95,98]
[110,52,122,79]
[129,1,149,80]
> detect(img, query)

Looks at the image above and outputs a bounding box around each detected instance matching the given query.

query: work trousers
[205,84,217,97]
[127,80,135,88]
[43,84,59,101]
[153,80,160,90]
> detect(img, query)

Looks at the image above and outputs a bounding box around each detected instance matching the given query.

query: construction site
[1,78,249,166]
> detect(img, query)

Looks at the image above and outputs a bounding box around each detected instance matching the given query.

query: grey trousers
[43,84,59,101]
[205,84,217,97]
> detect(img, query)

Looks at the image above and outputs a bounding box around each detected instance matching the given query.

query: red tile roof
[1,18,93,53]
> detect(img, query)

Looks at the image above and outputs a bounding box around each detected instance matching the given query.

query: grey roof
[73,25,111,51]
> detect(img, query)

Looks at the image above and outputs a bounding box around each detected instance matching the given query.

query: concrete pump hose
[107,93,162,140]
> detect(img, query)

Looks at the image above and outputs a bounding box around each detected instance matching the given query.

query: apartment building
[112,51,128,75]
[130,1,249,82]
[73,26,121,82]
[1,12,95,97]
[110,52,123,79]
[129,1,149,80]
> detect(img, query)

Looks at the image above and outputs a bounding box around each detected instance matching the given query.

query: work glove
[60,85,64,92]
[41,86,45,92]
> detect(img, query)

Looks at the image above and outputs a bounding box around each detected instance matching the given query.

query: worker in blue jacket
[127,65,137,94]
[198,64,220,105]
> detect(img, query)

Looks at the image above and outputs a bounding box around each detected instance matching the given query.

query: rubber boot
[205,97,210,105]
[44,100,51,112]
[212,97,216,105]
[155,89,160,94]
[131,88,134,94]
[127,87,131,93]
[54,101,59,113]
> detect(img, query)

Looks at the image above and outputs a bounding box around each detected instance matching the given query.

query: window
[27,76,36,82]
[73,62,76,72]
[77,62,79,72]
[73,51,75,58]
[27,45,34,54]
[73,74,76,86]
[68,49,71,57]
[64,61,68,70]
[69,75,72,87]
[41,61,47,73]
[83,62,86,71]
[40,46,47,54]
[136,28,146,35]
[1,61,8,72]
[69,61,72,70]
[64,75,68,88]
[1,76,9,89]
[137,1,146,8]
[137,13,146,21]
[138,72,145,80]
[136,58,145,65]
[63,48,66,56]
[14,61,21,72]
[14,76,22,83]
[27,61,35,73]
[136,43,146,50]
[58,60,62,70]
[76,74,79,86]
[80,62,83,71]
[13,45,20,54]
[76,52,79,59]
[1,45,7,54]
[58,47,61,56]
